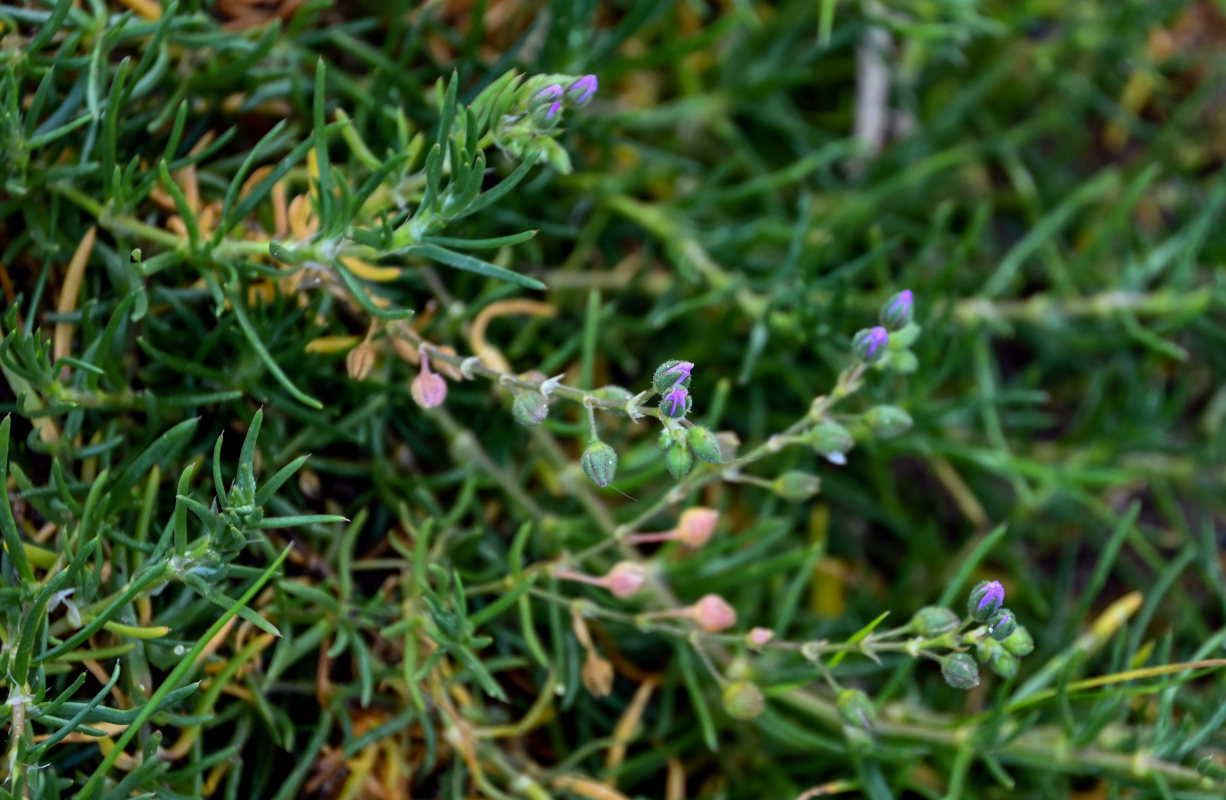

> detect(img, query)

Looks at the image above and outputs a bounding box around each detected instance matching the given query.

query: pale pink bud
[690,594,737,633]
[604,562,647,598]
[410,349,447,409]
[676,507,718,548]
[746,627,774,647]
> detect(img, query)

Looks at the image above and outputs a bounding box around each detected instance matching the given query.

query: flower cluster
[935,579,1034,689]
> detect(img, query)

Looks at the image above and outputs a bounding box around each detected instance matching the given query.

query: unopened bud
[909,606,959,637]
[772,471,820,501]
[652,359,693,394]
[688,426,722,463]
[722,681,764,721]
[746,627,774,647]
[660,386,691,419]
[940,652,980,690]
[411,352,448,409]
[690,594,737,633]
[604,562,647,598]
[592,385,633,405]
[346,341,375,380]
[1002,625,1034,657]
[581,440,619,487]
[665,441,693,481]
[864,405,912,439]
[807,421,854,462]
[852,326,889,363]
[987,607,1017,642]
[581,651,614,696]
[565,74,598,106]
[967,580,1005,622]
[512,392,549,426]
[880,290,914,331]
[836,689,876,729]
[676,507,718,547]
[976,638,1018,679]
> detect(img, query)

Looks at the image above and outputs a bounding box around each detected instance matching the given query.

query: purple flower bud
[661,385,690,419]
[852,326,889,363]
[987,607,1017,641]
[534,83,564,103]
[967,580,1005,622]
[565,74,598,106]
[665,360,693,382]
[546,100,561,120]
[880,289,914,331]
[653,359,693,393]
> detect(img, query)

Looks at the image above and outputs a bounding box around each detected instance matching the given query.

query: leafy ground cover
[2,1,1226,798]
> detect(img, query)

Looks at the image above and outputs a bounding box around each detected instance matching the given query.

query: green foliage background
[2,0,1226,798]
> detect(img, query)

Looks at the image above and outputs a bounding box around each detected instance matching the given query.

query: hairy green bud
[512,392,549,426]
[988,647,1018,679]
[581,440,618,487]
[652,359,693,394]
[807,421,854,460]
[666,441,693,480]
[909,605,959,637]
[940,652,980,690]
[879,289,914,331]
[941,651,980,690]
[864,405,912,439]
[592,385,633,405]
[722,681,765,721]
[851,326,889,363]
[836,689,876,729]
[772,471,820,502]
[688,425,722,463]
[967,580,1004,622]
[987,607,1017,642]
[1002,625,1034,657]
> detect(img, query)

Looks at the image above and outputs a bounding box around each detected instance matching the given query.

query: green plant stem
[777,687,1216,790]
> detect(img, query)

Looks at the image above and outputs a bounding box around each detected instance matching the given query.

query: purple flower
[967,580,1005,622]
[546,101,561,119]
[880,289,914,331]
[664,360,694,383]
[662,385,689,418]
[535,83,564,102]
[852,326,889,363]
[566,74,598,106]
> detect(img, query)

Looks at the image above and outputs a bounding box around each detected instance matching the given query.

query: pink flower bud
[746,627,774,647]
[604,562,647,598]
[689,594,736,633]
[676,508,718,548]
[410,349,447,409]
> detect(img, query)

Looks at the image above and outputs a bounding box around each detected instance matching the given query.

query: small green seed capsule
[1002,625,1034,657]
[940,652,980,690]
[807,421,854,462]
[592,385,634,405]
[688,426,722,463]
[722,681,765,721]
[836,689,876,729]
[987,607,1017,642]
[772,471,821,502]
[988,647,1018,679]
[864,405,912,439]
[512,392,549,426]
[581,440,619,487]
[909,605,960,637]
[666,441,693,481]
